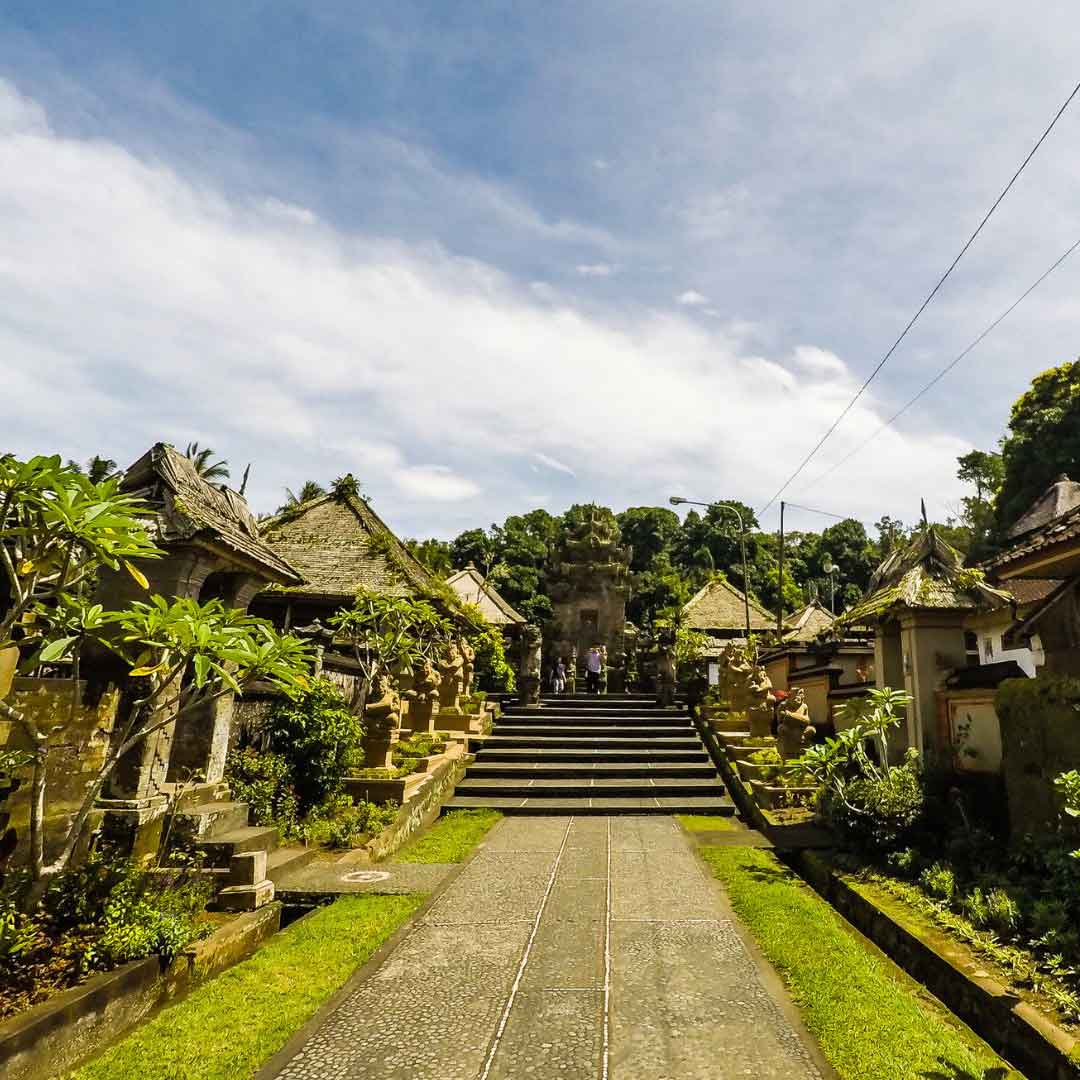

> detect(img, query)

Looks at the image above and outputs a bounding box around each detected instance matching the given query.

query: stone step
[479,734,702,750]
[492,725,695,740]
[466,761,717,779]
[196,825,279,868]
[265,845,317,886]
[475,747,710,763]
[442,795,735,816]
[499,712,689,724]
[455,777,726,798]
[177,800,250,840]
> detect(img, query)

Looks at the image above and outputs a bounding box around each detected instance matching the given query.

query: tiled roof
[683,577,774,632]
[984,501,1080,577]
[782,601,835,643]
[842,526,1013,625]
[1000,577,1063,609]
[1006,474,1080,539]
[121,444,302,585]
[259,487,438,600]
[445,564,526,626]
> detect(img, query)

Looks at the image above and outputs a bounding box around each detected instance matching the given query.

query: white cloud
[576,263,615,277]
[395,465,480,501]
[261,197,317,225]
[533,452,577,477]
[0,79,972,535]
[677,289,708,306]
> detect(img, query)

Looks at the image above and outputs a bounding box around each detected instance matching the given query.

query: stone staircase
[172,785,316,910]
[443,693,735,815]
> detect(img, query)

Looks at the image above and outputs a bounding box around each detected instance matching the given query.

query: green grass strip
[68,893,424,1080]
[676,813,737,832]
[391,808,502,864]
[701,847,1024,1080]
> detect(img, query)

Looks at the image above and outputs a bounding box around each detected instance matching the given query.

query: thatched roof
[259,482,437,601]
[445,564,525,626]
[121,444,301,585]
[783,600,836,643]
[1007,474,1080,539]
[984,475,1080,580]
[683,577,774,633]
[842,526,1013,626]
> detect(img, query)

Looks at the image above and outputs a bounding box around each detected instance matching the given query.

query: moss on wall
[996,675,1080,837]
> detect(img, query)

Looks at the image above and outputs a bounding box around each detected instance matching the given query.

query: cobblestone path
[266,816,825,1080]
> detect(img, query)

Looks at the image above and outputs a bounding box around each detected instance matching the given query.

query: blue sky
[2,4,1079,538]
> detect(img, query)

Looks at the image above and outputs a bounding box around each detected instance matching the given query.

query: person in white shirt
[585,646,603,694]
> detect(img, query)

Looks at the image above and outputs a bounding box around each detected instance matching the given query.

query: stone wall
[0,678,120,863]
[996,675,1080,837]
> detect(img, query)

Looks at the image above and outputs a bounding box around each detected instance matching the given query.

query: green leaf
[39,635,78,663]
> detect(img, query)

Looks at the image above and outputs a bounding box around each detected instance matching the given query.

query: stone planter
[0,904,281,1080]
[435,708,485,735]
[749,779,817,810]
[361,728,398,770]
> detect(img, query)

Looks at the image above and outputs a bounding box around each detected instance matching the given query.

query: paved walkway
[266,816,825,1080]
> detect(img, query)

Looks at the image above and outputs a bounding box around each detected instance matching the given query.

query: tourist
[553,656,567,695]
[585,645,603,694]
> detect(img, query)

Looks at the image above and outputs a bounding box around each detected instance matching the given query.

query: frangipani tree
[0,454,312,895]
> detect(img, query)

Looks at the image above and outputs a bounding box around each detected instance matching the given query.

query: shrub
[299,797,399,849]
[885,847,920,878]
[472,625,514,693]
[961,887,989,928]
[224,749,299,837]
[920,862,956,903]
[0,898,44,967]
[820,763,925,852]
[986,888,1020,934]
[40,847,131,931]
[1030,898,1069,940]
[94,869,212,965]
[267,679,363,813]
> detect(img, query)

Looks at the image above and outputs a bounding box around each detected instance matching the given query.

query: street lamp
[669,496,752,640]
[822,558,838,615]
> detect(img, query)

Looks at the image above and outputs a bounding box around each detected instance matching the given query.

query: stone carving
[777,687,816,761]
[566,645,578,696]
[459,636,476,699]
[746,666,775,739]
[406,660,442,734]
[655,626,677,708]
[438,642,464,711]
[726,648,755,716]
[519,625,542,707]
[599,644,609,695]
[363,674,402,769]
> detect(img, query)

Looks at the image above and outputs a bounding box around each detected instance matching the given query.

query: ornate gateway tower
[547,510,632,689]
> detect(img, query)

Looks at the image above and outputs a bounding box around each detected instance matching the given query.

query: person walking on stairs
[552,656,566,695]
[585,645,603,694]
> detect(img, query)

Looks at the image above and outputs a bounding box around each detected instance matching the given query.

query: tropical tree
[0,454,311,893]
[995,360,1080,532]
[405,538,453,577]
[276,480,326,514]
[184,442,230,482]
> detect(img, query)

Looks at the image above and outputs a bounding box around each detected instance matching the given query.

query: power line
[799,234,1080,493]
[782,501,849,520]
[759,78,1080,517]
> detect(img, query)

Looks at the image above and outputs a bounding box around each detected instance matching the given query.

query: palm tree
[276,480,326,514]
[184,442,230,482]
[65,455,119,483]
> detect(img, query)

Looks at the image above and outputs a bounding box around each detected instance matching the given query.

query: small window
[963,631,980,668]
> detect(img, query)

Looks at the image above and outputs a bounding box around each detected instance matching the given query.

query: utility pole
[777,501,785,637]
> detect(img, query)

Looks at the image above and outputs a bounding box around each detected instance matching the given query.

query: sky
[2,3,1080,541]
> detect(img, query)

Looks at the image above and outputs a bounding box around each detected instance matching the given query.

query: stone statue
[363,673,402,768]
[599,644,609,695]
[777,687,816,761]
[566,645,578,695]
[406,660,442,734]
[746,665,775,739]
[655,626,677,708]
[726,647,754,716]
[438,642,465,711]
[459,636,476,699]
[519,624,542,707]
